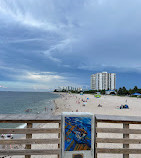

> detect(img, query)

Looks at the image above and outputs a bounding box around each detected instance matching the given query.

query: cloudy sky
[0,0,141,91]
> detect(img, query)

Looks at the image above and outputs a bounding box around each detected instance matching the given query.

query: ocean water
[0,91,60,128]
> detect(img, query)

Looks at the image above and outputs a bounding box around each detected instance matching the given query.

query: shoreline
[0,93,61,158]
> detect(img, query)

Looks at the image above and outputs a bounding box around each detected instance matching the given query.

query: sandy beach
[10,93,141,158]
[54,93,141,116]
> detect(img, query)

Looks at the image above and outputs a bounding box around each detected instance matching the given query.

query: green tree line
[54,86,141,96]
[117,86,141,95]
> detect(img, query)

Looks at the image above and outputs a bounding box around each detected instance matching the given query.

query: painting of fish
[65,117,91,151]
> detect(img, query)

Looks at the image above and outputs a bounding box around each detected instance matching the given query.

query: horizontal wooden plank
[0,138,60,145]
[0,128,61,134]
[96,148,141,154]
[1,114,141,124]
[0,149,60,155]
[96,128,141,134]
[95,114,141,124]
[0,114,61,123]
[96,138,141,144]
[0,120,61,123]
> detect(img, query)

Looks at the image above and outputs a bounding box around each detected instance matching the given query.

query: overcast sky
[0,0,141,91]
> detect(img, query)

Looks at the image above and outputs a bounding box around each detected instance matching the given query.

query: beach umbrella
[132,93,141,96]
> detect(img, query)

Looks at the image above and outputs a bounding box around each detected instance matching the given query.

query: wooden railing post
[123,123,129,158]
[25,123,32,158]
[58,122,61,158]
[94,116,97,158]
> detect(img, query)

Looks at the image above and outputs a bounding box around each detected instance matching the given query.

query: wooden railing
[95,114,141,158]
[1,114,141,158]
[0,114,61,158]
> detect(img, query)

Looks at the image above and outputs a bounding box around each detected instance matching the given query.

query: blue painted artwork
[65,117,91,151]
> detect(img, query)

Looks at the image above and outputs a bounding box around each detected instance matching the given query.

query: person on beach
[1,134,5,139]
[98,104,102,107]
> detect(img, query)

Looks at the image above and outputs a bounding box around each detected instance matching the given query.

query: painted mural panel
[65,117,91,151]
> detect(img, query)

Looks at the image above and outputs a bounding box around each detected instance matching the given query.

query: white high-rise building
[91,72,116,90]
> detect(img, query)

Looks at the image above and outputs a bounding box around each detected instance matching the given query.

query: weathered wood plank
[96,128,141,134]
[95,114,141,124]
[0,149,60,155]
[0,128,61,134]
[96,148,141,154]
[96,138,141,144]
[0,120,61,123]
[58,123,61,158]
[25,123,32,158]
[0,138,60,144]
[94,116,97,158]
[0,114,61,123]
[123,123,129,158]
[1,114,141,124]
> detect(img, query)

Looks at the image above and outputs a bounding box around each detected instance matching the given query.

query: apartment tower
[91,72,116,90]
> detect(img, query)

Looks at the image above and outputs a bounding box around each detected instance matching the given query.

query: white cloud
[45,52,62,63]
[43,38,73,63]
[6,38,46,43]
[0,0,60,32]
[24,72,65,82]
[0,70,71,91]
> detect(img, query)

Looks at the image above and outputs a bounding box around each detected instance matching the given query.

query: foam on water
[17,123,27,129]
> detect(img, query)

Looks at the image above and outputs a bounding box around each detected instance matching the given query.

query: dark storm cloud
[0,0,141,90]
